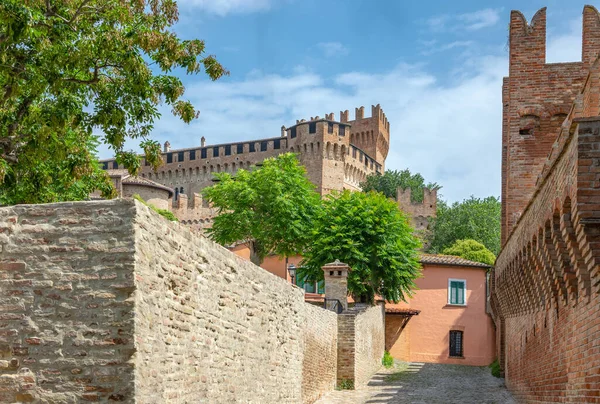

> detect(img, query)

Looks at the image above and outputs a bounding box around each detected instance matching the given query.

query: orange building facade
[386,255,495,367]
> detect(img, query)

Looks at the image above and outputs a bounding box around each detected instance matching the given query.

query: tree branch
[70,0,92,23]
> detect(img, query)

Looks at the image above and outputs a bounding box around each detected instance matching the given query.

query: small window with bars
[309,122,317,134]
[225,145,231,156]
[166,153,173,164]
[448,279,466,305]
[190,150,196,160]
[449,330,463,357]
[201,148,207,159]
[237,144,244,154]
[260,141,268,152]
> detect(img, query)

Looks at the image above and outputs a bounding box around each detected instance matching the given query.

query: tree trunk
[248,241,262,266]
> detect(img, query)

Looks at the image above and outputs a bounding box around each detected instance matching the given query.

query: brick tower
[343,104,390,169]
[501,6,600,244]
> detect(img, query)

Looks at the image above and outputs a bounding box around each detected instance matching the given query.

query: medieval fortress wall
[0,199,383,403]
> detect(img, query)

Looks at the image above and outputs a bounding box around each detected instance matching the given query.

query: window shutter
[317,280,325,294]
[296,276,305,289]
[458,282,465,304]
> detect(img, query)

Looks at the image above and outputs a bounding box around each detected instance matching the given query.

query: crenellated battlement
[509,5,600,67]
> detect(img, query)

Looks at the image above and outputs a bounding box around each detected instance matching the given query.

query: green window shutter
[296,276,305,289]
[450,281,465,305]
[304,281,315,293]
[458,282,465,305]
[317,280,325,294]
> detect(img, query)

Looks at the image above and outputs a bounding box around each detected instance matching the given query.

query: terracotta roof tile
[385,307,421,315]
[419,253,491,269]
[121,176,174,197]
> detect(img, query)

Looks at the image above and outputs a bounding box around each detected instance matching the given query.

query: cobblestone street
[315,362,516,404]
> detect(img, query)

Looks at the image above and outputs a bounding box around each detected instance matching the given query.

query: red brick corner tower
[501,6,600,245]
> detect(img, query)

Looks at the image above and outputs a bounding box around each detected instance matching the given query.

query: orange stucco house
[386,254,495,367]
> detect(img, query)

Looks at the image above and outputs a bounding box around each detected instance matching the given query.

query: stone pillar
[322,260,350,311]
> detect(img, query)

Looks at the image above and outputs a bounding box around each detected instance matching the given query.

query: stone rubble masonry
[336,304,385,388]
[322,261,350,311]
[0,199,344,403]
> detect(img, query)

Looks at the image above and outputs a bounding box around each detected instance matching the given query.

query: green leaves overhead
[0,0,228,204]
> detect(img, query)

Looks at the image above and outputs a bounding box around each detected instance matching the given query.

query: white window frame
[447,278,467,306]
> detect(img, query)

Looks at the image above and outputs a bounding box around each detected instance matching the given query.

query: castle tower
[501,6,600,245]
[286,115,351,195]
[344,104,390,169]
[397,187,437,249]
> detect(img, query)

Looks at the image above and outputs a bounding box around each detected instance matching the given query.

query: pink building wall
[387,265,496,366]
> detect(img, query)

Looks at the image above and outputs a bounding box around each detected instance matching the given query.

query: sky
[98,0,594,202]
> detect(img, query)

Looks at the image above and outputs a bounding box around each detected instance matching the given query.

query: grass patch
[133,194,179,222]
[336,379,354,390]
[489,359,502,378]
[382,351,394,368]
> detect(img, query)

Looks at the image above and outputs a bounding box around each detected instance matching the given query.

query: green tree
[204,153,321,265]
[428,196,501,255]
[360,169,441,202]
[300,190,421,304]
[0,0,227,204]
[442,239,496,266]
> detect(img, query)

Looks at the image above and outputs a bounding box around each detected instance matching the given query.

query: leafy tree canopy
[0,0,227,204]
[428,196,501,255]
[204,153,321,265]
[300,190,421,304]
[360,169,441,202]
[442,239,496,266]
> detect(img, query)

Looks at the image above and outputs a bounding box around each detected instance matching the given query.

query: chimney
[281,125,286,137]
[163,141,171,153]
[322,260,350,311]
[201,136,206,147]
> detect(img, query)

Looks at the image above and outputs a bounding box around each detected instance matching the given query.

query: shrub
[382,350,394,368]
[336,379,354,390]
[442,239,496,266]
[489,359,502,378]
[133,194,179,222]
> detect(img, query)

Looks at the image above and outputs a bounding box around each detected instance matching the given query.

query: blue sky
[98,0,594,202]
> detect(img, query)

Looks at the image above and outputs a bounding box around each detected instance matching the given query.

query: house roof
[385,307,421,315]
[419,253,491,269]
[106,169,174,198]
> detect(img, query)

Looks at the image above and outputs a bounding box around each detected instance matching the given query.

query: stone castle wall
[0,200,345,403]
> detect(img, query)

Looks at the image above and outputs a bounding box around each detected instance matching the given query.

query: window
[328,122,334,134]
[448,279,466,305]
[249,143,256,153]
[112,161,118,169]
[449,331,463,357]
[225,145,231,156]
[237,144,244,154]
[166,153,173,164]
[213,147,219,157]
[201,148,207,159]
[260,141,268,152]
[178,151,184,162]
[274,139,281,149]
[290,127,297,138]
[296,277,324,294]
[102,162,108,170]
[190,150,196,160]
[144,159,149,166]
[339,125,346,136]
[309,122,317,133]
[352,147,357,158]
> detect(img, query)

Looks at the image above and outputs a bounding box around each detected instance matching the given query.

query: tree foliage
[442,239,496,266]
[360,169,441,202]
[203,153,320,265]
[0,0,227,204]
[300,190,421,304]
[428,196,501,255]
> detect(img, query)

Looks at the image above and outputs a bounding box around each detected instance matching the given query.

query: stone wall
[301,303,338,404]
[336,304,385,388]
[0,199,343,403]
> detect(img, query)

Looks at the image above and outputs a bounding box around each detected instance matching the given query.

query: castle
[491,5,600,401]
[100,104,437,231]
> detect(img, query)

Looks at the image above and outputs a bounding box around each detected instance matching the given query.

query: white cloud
[426,8,502,32]
[316,42,349,58]
[547,18,582,63]
[177,0,273,16]
[420,40,474,56]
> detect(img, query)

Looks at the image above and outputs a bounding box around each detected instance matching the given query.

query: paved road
[315,362,516,404]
